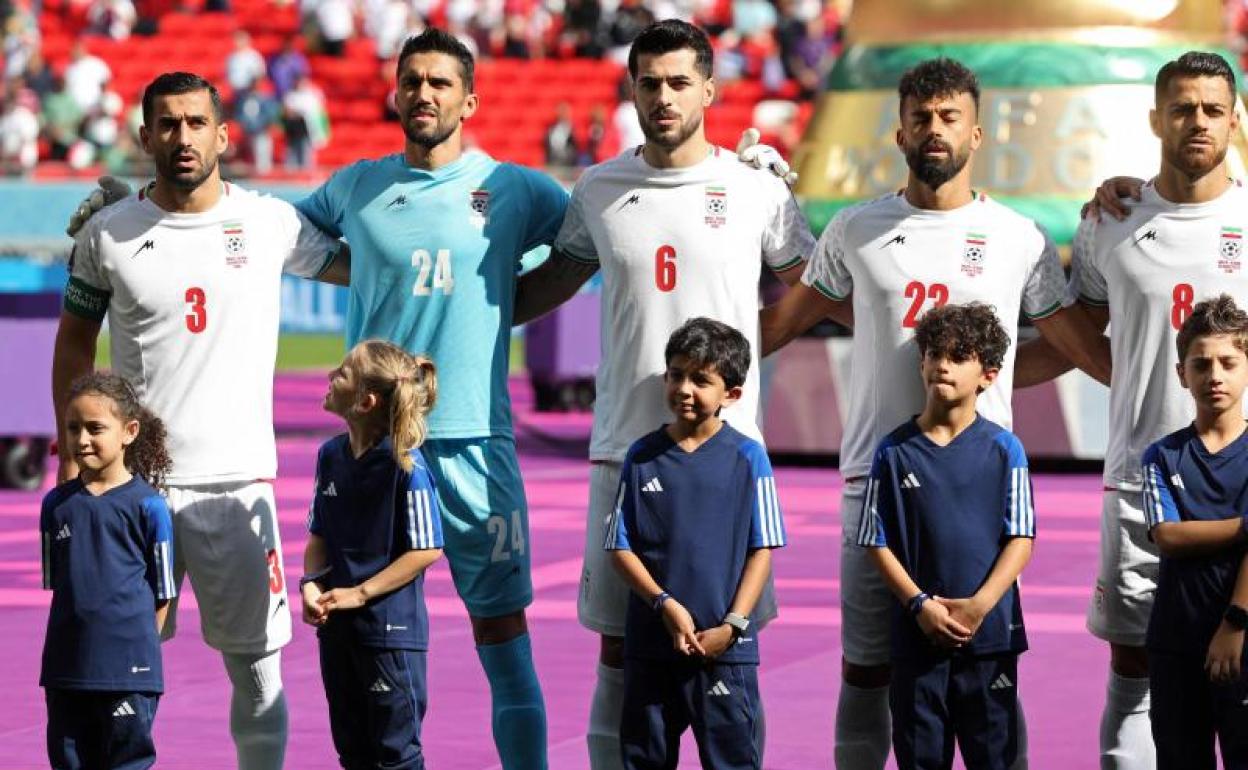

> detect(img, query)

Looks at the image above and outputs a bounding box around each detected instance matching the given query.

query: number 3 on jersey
[902,281,949,328]
[412,249,455,296]
[185,287,206,333]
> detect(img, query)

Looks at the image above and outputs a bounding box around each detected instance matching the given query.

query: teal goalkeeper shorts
[420,436,533,618]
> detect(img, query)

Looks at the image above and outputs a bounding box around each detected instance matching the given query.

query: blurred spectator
[0,80,38,174]
[22,52,56,99]
[65,41,112,112]
[612,73,644,150]
[732,0,776,36]
[712,28,746,82]
[268,35,309,99]
[2,5,39,80]
[364,0,421,59]
[543,101,578,167]
[226,30,267,93]
[234,81,280,173]
[778,0,836,97]
[607,0,654,57]
[41,74,84,160]
[581,103,615,164]
[499,13,531,58]
[283,74,328,169]
[314,0,354,56]
[562,0,602,57]
[87,0,137,39]
[83,90,124,155]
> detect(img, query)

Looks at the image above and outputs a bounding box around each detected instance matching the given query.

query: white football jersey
[804,191,1066,480]
[1069,179,1248,490]
[67,183,340,484]
[555,147,815,462]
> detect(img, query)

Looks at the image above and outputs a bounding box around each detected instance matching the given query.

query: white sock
[1099,671,1155,770]
[588,662,626,770]
[834,682,891,770]
[223,650,288,770]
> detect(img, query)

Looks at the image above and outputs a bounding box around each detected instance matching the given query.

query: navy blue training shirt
[1142,424,1248,655]
[40,477,176,692]
[308,434,444,650]
[604,423,787,664]
[857,417,1035,661]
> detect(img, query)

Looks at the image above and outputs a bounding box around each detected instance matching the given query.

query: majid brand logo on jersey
[222,221,248,268]
[469,188,490,226]
[962,231,987,277]
[1219,226,1242,274]
[704,186,727,228]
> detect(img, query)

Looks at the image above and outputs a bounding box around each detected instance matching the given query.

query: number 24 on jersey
[412,249,455,296]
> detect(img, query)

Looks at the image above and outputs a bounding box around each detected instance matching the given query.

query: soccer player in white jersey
[758,58,1111,770]
[512,20,816,769]
[51,72,346,770]
[1056,51,1248,770]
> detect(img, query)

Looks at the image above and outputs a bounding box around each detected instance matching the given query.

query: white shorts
[1086,489,1159,647]
[578,461,779,638]
[838,481,893,667]
[163,480,293,654]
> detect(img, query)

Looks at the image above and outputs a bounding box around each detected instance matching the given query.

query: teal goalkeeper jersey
[297,151,569,439]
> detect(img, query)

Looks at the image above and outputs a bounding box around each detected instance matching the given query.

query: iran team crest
[1219,226,1242,273]
[222,221,247,268]
[704,186,727,228]
[469,188,490,225]
[961,231,986,276]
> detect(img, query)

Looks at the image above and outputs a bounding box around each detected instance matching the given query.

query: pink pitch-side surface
[0,374,1108,769]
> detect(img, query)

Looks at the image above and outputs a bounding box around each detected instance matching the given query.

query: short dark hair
[897,57,980,115]
[628,19,713,81]
[142,72,224,126]
[664,317,751,390]
[914,302,1010,371]
[1155,50,1237,104]
[397,28,476,92]
[1176,294,1248,361]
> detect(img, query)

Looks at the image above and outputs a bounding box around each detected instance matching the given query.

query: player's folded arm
[512,248,599,326]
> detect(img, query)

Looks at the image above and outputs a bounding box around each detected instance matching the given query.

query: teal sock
[476,634,548,770]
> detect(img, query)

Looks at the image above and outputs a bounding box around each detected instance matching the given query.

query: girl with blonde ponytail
[301,340,445,768]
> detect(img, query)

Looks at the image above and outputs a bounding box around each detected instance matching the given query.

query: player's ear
[139,124,152,156]
[122,418,140,447]
[702,76,715,108]
[461,92,479,122]
[1149,107,1161,140]
[722,384,743,408]
[969,121,983,151]
[978,366,999,392]
[1175,361,1188,389]
[357,391,380,414]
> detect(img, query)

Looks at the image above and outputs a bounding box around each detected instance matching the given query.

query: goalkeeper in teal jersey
[295,29,567,769]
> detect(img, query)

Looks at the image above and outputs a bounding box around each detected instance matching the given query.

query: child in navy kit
[301,339,445,770]
[604,317,786,770]
[857,303,1035,770]
[41,373,176,770]
[1141,295,1248,770]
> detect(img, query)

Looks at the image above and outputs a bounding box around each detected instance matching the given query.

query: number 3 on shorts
[487,510,526,563]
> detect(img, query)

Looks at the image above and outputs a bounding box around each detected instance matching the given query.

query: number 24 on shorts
[487,510,526,563]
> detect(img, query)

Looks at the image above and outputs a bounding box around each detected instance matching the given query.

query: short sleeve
[800,207,854,301]
[308,447,325,536]
[553,178,599,265]
[1020,223,1065,320]
[761,183,814,273]
[63,227,111,322]
[603,458,635,550]
[295,166,352,240]
[142,495,177,601]
[856,446,895,547]
[280,203,343,279]
[518,167,570,255]
[1068,217,1109,307]
[39,493,55,590]
[743,441,786,548]
[1141,445,1180,528]
[402,461,445,550]
[997,433,1036,537]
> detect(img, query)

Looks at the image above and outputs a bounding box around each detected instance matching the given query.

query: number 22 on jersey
[412,249,455,296]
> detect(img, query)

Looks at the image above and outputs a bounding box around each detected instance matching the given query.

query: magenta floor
[0,375,1108,769]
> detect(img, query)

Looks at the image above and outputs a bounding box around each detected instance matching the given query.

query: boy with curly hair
[857,302,1035,770]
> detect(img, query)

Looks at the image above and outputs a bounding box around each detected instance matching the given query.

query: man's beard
[1165,136,1228,181]
[640,110,702,150]
[156,149,218,190]
[403,113,457,150]
[905,139,970,190]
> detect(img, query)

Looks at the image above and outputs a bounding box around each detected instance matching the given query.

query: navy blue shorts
[45,689,159,770]
[890,654,1021,770]
[319,635,428,770]
[1149,650,1248,770]
[620,657,762,770]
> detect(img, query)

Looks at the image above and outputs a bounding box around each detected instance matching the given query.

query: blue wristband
[907,592,930,616]
[652,591,671,612]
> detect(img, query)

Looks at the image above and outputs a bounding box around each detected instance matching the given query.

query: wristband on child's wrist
[652,591,671,613]
[907,591,930,617]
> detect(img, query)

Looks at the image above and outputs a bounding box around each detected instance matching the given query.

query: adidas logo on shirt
[900,473,921,489]
[112,701,136,718]
[385,624,407,632]
[707,680,731,696]
[130,665,151,674]
[54,524,71,541]
[1170,474,1185,490]
[989,673,1014,691]
[641,477,664,493]
[370,678,391,693]
[322,482,338,497]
